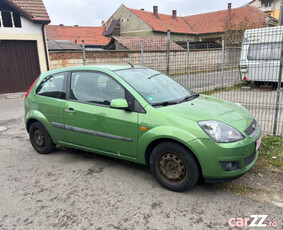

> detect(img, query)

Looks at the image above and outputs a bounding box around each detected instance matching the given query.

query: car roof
[43,64,146,76]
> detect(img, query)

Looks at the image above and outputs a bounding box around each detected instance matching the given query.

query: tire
[149,142,200,192]
[29,122,55,154]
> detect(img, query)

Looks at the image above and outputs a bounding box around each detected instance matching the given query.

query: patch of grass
[200,82,247,95]
[221,184,257,195]
[257,136,283,169]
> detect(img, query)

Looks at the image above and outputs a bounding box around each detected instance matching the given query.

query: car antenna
[126,62,134,68]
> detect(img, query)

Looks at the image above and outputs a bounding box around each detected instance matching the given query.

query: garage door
[0,40,41,94]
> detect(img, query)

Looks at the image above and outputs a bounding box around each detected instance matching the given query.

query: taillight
[25,78,39,100]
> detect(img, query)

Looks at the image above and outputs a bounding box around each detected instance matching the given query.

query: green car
[24,65,261,192]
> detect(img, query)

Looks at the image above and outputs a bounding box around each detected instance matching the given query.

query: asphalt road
[173,69,240,92]
[0,96,282,230]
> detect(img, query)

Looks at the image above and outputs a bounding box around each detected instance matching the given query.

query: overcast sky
[43,0,249,26]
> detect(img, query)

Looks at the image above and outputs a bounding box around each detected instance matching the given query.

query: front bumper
[187,130,261,179]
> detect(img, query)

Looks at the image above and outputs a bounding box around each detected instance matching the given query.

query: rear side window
[70,72,125,106]
[36,72,68,99]
[247,43,281,60]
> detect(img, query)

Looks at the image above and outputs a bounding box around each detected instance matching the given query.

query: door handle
[65,108,76,114]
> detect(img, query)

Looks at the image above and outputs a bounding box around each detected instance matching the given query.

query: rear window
[36,72,68,99]
[247,43,281,60]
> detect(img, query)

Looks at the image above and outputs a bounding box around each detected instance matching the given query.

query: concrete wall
[0,17,49,72]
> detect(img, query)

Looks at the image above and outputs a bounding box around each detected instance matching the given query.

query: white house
[0,0,50,93]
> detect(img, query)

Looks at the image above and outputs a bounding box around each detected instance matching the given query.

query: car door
[63,71,138,158]
[35,72,69,142]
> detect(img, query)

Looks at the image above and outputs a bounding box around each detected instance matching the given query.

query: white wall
[0,16,49,72]
[0,17,42,34]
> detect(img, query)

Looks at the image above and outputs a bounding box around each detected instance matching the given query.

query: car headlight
[198,120,244,143]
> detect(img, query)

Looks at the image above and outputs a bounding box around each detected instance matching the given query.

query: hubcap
[158,153,187,184]
[34,129,45,147]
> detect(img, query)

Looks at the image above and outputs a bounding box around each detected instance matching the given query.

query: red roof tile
[6,0,50,23]
[128,8,196,34]
[183,6,267,34]
[113,36,183,51]
[45,25,111,46]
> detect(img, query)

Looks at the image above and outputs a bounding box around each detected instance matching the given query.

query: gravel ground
[0,96,282,230]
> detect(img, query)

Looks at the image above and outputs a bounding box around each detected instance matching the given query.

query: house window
[1,11,12,27]
[0,10,21,28]
[13,12,21,27]
[264,2,272,7]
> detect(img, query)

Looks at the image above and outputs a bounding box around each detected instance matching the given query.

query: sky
[43,0,249,26]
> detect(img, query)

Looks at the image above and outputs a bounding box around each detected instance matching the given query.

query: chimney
[59,24,64,26]
[172,10,177,20]
[228,3,232,22]
[140,8,144,11]
[153,6,158,17]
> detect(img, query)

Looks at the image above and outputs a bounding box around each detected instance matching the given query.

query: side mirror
[110,98,128,109]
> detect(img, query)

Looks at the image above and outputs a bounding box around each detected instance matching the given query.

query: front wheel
[150,142,200,192]
[29,122,55,154]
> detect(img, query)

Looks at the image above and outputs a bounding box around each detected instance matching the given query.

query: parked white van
[239,26,283,85]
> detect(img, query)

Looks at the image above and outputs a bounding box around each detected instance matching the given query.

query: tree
[223,17,258,47]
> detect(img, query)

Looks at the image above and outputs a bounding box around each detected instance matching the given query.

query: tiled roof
[6,0,50,23]
[113,36,183,51]
[45,25,111,46]
[128,8,196,34]
[183,6,267,34]
[125,5,269,35]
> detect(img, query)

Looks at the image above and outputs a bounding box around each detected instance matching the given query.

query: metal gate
[0,40,41,93]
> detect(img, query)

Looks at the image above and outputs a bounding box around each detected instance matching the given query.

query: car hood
[158,95,253,132]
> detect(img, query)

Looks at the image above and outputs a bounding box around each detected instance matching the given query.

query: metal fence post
[187,40,191,89]
[141,40,144,66]
[273,0,283,135]
[82,40,86,65]
[166,30,170,75]
[221,39,225,89]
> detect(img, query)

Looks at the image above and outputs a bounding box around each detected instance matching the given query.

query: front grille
[244,152,257,167]
[244,120,259,138]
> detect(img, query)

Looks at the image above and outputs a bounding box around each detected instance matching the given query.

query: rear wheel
[29,122,55,154]
[150,142,200,192]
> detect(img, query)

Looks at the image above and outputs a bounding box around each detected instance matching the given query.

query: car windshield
[115,68,198,106]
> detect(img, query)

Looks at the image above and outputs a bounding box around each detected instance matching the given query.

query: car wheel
[150,142,200,192]
[29,122,55,154]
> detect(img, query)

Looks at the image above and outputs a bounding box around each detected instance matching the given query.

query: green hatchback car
[25,65,261,192]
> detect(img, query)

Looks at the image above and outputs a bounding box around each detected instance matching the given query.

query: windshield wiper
[148,73,162,79]
[152,100,179,107]
[152,94,199,107]
[178,94,200,103]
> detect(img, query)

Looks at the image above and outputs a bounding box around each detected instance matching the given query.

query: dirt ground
[0,96,282,230]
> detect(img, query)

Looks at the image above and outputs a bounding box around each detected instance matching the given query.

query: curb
[0,92,25,100]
